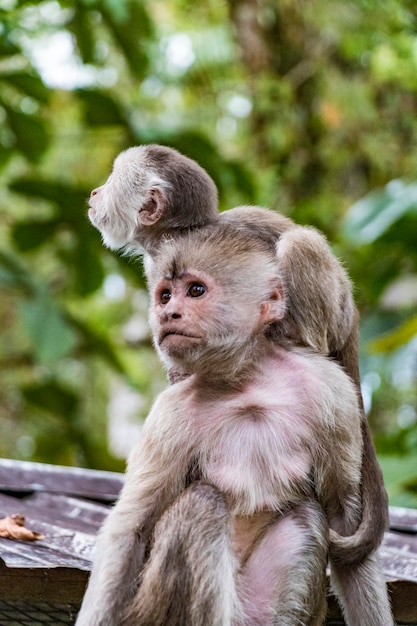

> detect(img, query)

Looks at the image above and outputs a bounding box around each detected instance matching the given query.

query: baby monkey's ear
[138,186,167,226]
[259,278,286,326]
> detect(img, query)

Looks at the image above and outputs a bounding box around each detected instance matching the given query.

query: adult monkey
[76,226,393,626]
[88,144,388,564]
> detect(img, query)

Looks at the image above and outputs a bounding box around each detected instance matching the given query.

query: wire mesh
[0,601,80,625]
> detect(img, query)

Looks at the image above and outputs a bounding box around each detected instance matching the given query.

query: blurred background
[0,0,416,507]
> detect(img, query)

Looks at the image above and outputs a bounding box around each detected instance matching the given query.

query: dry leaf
[0,513,45,541]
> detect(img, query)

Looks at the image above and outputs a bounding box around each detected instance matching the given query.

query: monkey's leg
[122,482,239,626]
[75,511,145,626]
[239,501,328,626]
[330,552,394,626]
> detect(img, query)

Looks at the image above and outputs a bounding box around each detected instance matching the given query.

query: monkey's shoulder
[145,377,196,422]
[248,347,361,431]
[269,346,357,392]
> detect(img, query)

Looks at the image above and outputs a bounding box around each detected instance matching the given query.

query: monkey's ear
[259,280,286,326]
[138,186,167,226]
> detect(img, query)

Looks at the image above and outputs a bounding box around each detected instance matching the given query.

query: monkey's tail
[329,314,389,565]
[328,422,389,564]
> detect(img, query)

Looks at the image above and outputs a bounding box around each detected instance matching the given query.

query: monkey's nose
[160,307,181,322]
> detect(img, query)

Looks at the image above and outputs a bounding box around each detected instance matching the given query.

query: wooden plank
[0,532,93,569]
[390,506,417,534]
[29,491,110,531]
[380,550,417,584]
[0,565,89,603]
[383,531,417,555]
[0,514,95,570]
[388,580,417,624]
[0,491,110,534]
[327,582,417,625]
[0,571,414,625]
[0,458,416,624]
[0,459,123,502]
[380,530,417,583]
[0,600,80,625]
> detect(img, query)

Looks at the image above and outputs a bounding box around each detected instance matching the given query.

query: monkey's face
[149,267,281,376]
[88,147,165,250]
[88,170,141,250]
[147,228,286,374]
[150,269,226,367]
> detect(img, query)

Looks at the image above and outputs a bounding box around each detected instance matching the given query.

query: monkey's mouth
[88,207,108,228]
[159,330,202,344]
[88,206,99,223]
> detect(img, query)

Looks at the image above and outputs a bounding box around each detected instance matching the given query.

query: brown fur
[88,144,388,564]
[76,228,392,626]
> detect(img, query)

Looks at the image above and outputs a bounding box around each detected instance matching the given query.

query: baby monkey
[76,226,392,626]
[87,144,388,564]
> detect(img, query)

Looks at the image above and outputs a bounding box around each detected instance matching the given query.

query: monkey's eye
[160,289,171,305]
[187,283,206,298]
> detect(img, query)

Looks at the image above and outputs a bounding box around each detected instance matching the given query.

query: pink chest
[189,371,315,515]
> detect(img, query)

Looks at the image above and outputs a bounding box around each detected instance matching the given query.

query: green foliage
[18,290,78,362]
[371,316,417,352]
[0,250,37,294]
[0,13,51,162]
[76,89,129,127]
[22,380,78,419]
[344,180,417,245]
[0,0,416,497]
[378,455,417,508]
[100,0,153,78]
[341,175,417,503]
[3,71,50,103]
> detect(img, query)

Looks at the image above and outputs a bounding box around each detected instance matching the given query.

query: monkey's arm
[76,392,194,626]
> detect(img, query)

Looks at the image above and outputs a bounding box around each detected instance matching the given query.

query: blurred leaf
[18,290,79,362]
[68,313,125,373]
[370,315,417,353]
[220,159,256,202]
[344,180,417,245]
[22,380,78,419]
[74,239,106,295]
[9,179,106,294]
[403,476,417,495]
[9,177,89,217]
[101,0,152,78]
[378,454,417,508]
[112,252,146,288]
[4,106,49,162]
[12,220,60,252]
[76,89,126,126]
[0,144,14,169]
[166,130,222,166]
[0,250,36,293]
[3,72,50,103]
[0,32,20,57]
[68,3,95,64]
